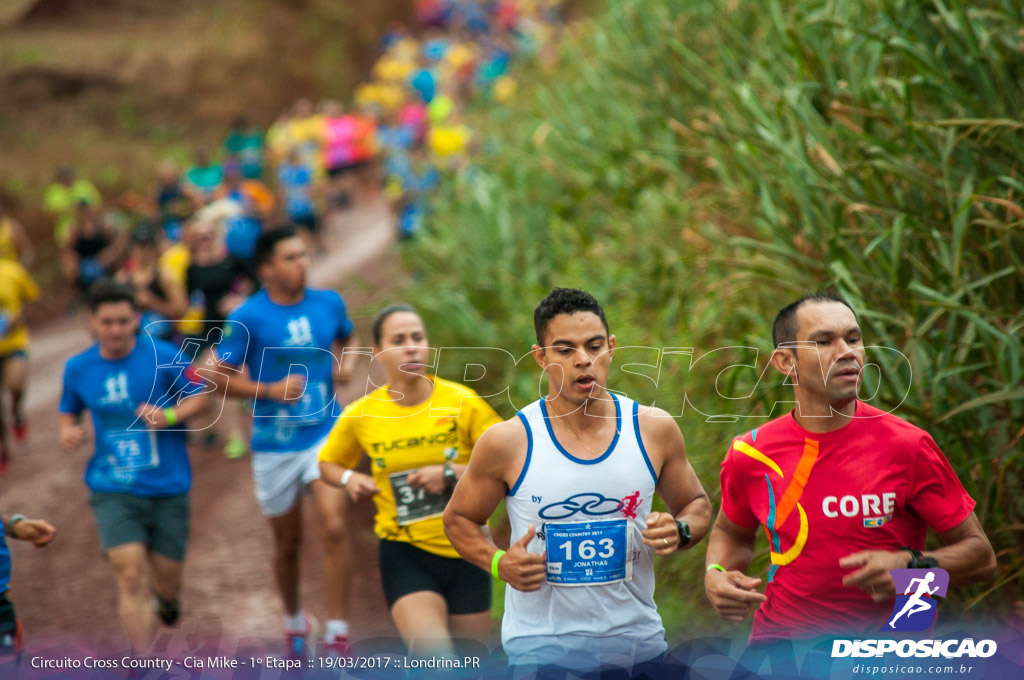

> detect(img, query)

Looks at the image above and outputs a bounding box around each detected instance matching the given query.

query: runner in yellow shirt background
[319,303,502,656]
[0,259,40,471]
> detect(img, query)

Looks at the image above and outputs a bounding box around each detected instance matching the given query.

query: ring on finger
[662,537,669,546]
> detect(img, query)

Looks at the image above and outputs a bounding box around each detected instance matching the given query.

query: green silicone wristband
[5,514,25,537]
[163,408,178,427]
[706,563,727,573]
[491,550,506,580]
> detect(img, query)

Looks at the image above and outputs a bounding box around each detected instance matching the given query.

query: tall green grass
[405,0,1024,632]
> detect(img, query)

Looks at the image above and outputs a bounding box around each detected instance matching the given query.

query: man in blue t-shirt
[59,280,208,653]
[277,150,320,240]
[0,511,55,657]
[207,225,360,658]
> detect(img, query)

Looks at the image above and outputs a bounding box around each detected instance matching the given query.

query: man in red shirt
[704,290,995,642]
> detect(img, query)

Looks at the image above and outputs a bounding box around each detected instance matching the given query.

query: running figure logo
[884,568,949,632]
[619,491,641,519]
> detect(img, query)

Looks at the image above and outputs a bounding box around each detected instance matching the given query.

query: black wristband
[901,546,938,569]
[674,519,691,549]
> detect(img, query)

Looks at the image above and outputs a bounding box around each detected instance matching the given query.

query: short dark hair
[371,303,419,345]
[534,288,609,346]
[254,224,299,268]
[87,279,137,312]
[772,289,858,348]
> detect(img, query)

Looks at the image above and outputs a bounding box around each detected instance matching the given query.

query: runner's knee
[319,515,346,544]
[113,560,147,597]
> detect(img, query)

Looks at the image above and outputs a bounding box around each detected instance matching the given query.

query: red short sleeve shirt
[718,401,975,642]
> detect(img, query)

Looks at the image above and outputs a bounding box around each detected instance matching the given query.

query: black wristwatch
[443,462,457,491]
[674,519,691,549]
[902,546,938,569]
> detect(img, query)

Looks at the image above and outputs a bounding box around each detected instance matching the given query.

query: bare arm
[332,334,364,384]
[443,422,517,569]
[839,511,996,602]
[406,390,486,493]
[930,512,997,584]
[319,459,380,502]
[640,407,712,555]
[197,348,303,401]
[148,269,188,319]
[227,371,302,401]
[442,419,546,591]
[406,462,468,494]
[135,389,210,429]
[58,412,87,452]
[7,517,55,547]
[704,512,767,622]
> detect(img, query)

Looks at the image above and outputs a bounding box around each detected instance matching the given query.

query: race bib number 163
[544,517,632,586]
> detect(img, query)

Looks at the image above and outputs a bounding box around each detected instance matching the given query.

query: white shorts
[251,436,327,517]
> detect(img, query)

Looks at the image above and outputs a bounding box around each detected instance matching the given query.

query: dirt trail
[2,200,401,656]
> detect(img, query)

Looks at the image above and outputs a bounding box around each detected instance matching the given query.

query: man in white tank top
[443,288,711,676]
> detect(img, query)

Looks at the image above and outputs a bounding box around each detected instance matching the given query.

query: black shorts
[89,492,189,561]
[378,540,490,615]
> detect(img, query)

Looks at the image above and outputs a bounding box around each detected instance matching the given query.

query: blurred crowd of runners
[0,0,568,663]
[0,0,566,463]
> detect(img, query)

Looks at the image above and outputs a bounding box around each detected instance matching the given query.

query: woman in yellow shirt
[319,304,501,655]
[0,258,40,471]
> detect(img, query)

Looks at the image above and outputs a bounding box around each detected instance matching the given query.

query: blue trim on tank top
[507,411,533,496]
[539,393,621,465]
[632,400,658,484]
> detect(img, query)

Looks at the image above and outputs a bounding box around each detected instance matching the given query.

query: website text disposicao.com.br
[836,638,996,676]
[850,662,978,675]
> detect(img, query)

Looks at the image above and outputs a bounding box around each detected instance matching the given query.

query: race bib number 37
[544,517,632,586]
[389,470,452,526]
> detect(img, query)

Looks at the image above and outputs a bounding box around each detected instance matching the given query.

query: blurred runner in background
[44,166,101,247]
[223,116,265,181]
[183,149,223,205]
[115,224,186,342]
[62,202,125,297]
[153,159,199,244]
[59,280,208,653]
[181,218,253,459]
[277,148,321,247]
[0,256,39,470]
[203,226,360,658]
